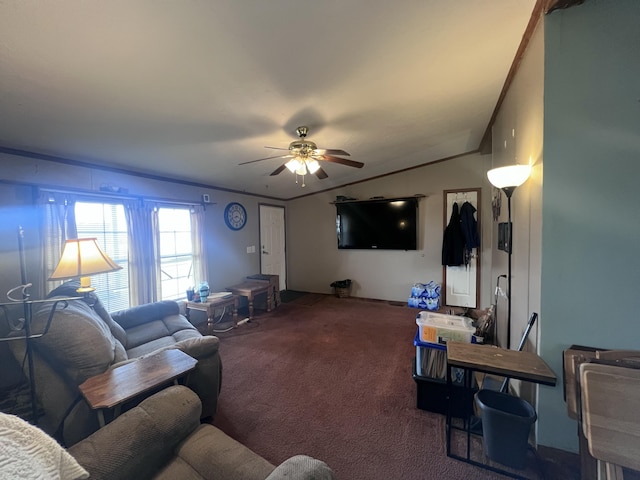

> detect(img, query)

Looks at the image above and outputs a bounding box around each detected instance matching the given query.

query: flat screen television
[336,197,418,250]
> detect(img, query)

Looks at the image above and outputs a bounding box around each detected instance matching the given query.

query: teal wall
[539,0,640,450]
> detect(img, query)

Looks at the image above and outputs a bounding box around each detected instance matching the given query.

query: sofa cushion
[91,296,128,350]
[123,314,199,349]
[47,280,128,355]
[158,424,275,480]
[110,301,180,330]
[32,299,119,384]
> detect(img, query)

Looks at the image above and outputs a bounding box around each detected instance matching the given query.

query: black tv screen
[336,198,418,250]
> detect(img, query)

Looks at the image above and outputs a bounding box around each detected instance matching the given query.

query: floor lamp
[487,165,531,349]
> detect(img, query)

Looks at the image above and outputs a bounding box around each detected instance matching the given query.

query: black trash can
[475,389,537,469]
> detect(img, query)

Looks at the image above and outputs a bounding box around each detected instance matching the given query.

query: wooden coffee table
[186,294,239,332]
[79,349,197,427]
[226,281,273,321]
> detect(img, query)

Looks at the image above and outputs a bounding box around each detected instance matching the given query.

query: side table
[185,295,239,333]
[226,281,273,321]
[79,349,197,427]
[246,274,281,307]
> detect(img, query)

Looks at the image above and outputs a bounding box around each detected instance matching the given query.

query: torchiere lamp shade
[49,238,122,292]
[487,165,531,190]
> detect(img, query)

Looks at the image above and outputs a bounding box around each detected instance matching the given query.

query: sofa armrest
[68,386,201,480]
[173,335,220,359]
[266,455,336,480]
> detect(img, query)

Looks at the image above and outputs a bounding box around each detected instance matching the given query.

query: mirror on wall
[442,188,481,308]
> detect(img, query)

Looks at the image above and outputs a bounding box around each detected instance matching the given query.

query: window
[75,202,130,311]
[158,208,194,301]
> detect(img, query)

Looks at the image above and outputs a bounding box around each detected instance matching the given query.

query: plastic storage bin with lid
[415,311,475,345]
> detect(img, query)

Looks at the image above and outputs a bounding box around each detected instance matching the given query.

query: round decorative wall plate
[224,202,247,230]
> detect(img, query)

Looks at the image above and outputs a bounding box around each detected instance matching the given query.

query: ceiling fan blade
[270,164,288,176]
[315,167,328,179]
[239,154,292,166]
[264,146,291,151]
[314,148,350,156]
[317,155,364,169]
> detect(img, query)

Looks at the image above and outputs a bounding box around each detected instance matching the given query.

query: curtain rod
[38,186,207,208]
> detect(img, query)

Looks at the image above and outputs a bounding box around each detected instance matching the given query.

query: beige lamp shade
[49,238,122,292]
[487,164,531,189]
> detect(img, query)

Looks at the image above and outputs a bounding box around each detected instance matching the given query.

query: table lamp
[49,238,122,293]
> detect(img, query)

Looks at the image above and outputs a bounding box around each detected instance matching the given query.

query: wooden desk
[226,281,273,321]
[447,342,557,386]
[186,294,239,332]
[79,349,197,427]
[445,342,557,479]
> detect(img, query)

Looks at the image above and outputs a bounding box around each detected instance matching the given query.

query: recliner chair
[9,281,222,446]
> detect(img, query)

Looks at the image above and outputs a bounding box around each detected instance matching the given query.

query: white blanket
[0,412,89,480]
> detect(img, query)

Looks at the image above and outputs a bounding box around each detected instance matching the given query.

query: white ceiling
[0,0,536,200]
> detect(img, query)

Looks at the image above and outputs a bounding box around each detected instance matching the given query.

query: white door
[259,205,286,291]
[444,190,479,308]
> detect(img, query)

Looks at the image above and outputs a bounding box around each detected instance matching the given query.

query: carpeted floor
[211,295,574,480]
[0,380,44,423]
[279,290,309,303]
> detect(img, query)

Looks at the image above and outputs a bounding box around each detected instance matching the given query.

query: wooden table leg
[248,293,254,321]
[267,285,273,312]
[275,288,281,307]
[232,299,238,326]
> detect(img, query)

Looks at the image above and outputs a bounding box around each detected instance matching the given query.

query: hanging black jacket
[442,202,465,266]
[460,201,481,253]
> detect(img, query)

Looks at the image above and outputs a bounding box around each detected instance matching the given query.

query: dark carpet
[211,296,563,479]
[279,290,312,303]
[0,380,44,423]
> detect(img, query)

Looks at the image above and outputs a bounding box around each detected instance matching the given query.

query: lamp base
[76,286,96,293]
[77,276,95,293]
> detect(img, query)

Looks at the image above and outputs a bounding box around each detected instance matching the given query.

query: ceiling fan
[239,126,364,186]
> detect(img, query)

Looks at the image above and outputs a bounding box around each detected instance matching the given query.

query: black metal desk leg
[446,362,452,456]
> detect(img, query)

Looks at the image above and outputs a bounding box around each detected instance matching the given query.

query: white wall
[539,0,640,452]
[286,153,493,306]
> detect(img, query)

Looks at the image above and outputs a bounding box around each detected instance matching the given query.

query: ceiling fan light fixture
[285,158,302,173]
[243,126,362,185]
[306,159,320,174]
[295,163,308,176]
